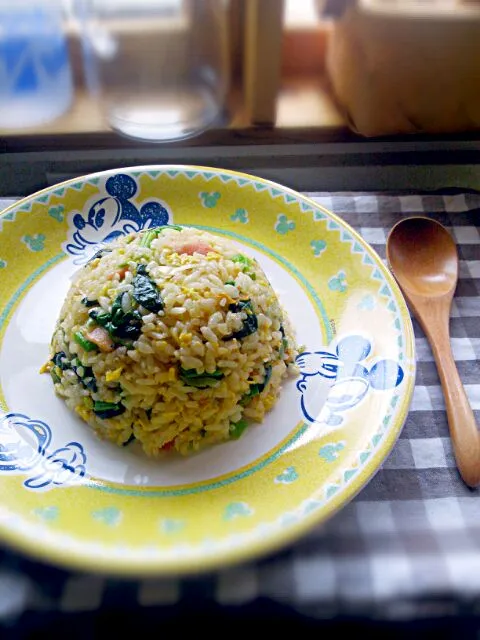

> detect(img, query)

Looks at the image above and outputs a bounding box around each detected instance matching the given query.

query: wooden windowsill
[0,75,355,152]
[277,76,345,129]
[4,74,480,154]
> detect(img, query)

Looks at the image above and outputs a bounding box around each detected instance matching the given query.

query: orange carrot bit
[107,267,128,281]
[86,326,114,353]
[161,439,175,452]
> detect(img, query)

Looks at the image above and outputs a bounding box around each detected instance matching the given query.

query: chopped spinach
[179,368,224,388]
[86,268,161,346]
[229,419,249,439]
[240,384,260,406]
[73,331,98,352]
[88,309,111,327]
[223,299,258,341]
[133,265,164,312]
[52,351,70,370]
[111,311,143,340]
[225,280,236,286]
[181,368,224,380]
[110,292,127,324]
[231,254,257,279]
[82,376,97,393]
[228,299,253,314]
[71,360,98,393]
[231,254,252,268]
[226,316,258,340]
[280,324,288,350]
[81,297,98,307]
[260,365,272,391]
[50,352,97,390]
[93,401,126,420]
[139,229,157,248]
[139,225,183,248]
[89,296,143,342]
[240,365,272,405]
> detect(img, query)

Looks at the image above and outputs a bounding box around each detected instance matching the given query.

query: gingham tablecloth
[0,192,479,628]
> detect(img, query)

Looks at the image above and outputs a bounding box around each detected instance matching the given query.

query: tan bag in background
[324,0,480,136]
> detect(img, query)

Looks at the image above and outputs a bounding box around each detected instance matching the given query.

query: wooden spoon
[387,216,480,488]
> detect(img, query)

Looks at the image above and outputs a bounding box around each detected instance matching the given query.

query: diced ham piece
[177,242,212,256]
[86,326,114,353]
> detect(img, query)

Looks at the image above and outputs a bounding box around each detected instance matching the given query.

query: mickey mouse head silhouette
[66,174,170,260]
[296,334,404,428]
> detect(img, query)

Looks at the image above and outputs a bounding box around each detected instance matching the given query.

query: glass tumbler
[0,0,73,129]
[77,0,229,141]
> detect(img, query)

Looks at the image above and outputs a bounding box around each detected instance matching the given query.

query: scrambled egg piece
[39,361,52,374]
[178,332,192,346]
[105,367,123,382]
[156,367,178,383]
[75,405,91,422]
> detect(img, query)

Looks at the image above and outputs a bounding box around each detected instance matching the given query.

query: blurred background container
[75,0,229,141]
[0,0,73,129]
[324,0,480,137]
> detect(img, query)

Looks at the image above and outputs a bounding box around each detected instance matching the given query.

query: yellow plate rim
[0,164,416,576]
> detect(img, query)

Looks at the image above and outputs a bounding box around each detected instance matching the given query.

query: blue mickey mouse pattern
[49,205,64,222]
[319,441,345,462]
[310,239,327,257]
[296,334,404,429]
[223,502,254,521]
[275,214,295,235]
[199,191,221,208]
[0,413,87,491]
[92,507,122,527]
[328,270,347,293]
[160,518,185,534]
[230,208,249,224]
[357,294,376,311]
[22,234,46,252]
[33,506,59,522]
[274,466,298,484]
[64,174,171,263]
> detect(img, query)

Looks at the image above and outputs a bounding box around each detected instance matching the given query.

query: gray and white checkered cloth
[0,192,478,627]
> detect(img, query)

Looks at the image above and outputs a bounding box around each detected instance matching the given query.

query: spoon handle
[426,324,480,488]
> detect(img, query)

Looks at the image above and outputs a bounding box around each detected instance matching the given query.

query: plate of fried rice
[0,166,415,575]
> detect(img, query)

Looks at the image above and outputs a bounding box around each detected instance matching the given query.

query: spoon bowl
[387,217,458,298]
[387,216,480,488]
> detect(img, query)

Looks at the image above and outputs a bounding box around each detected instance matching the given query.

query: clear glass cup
[0,0,73,129]
[77,0,229,141]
